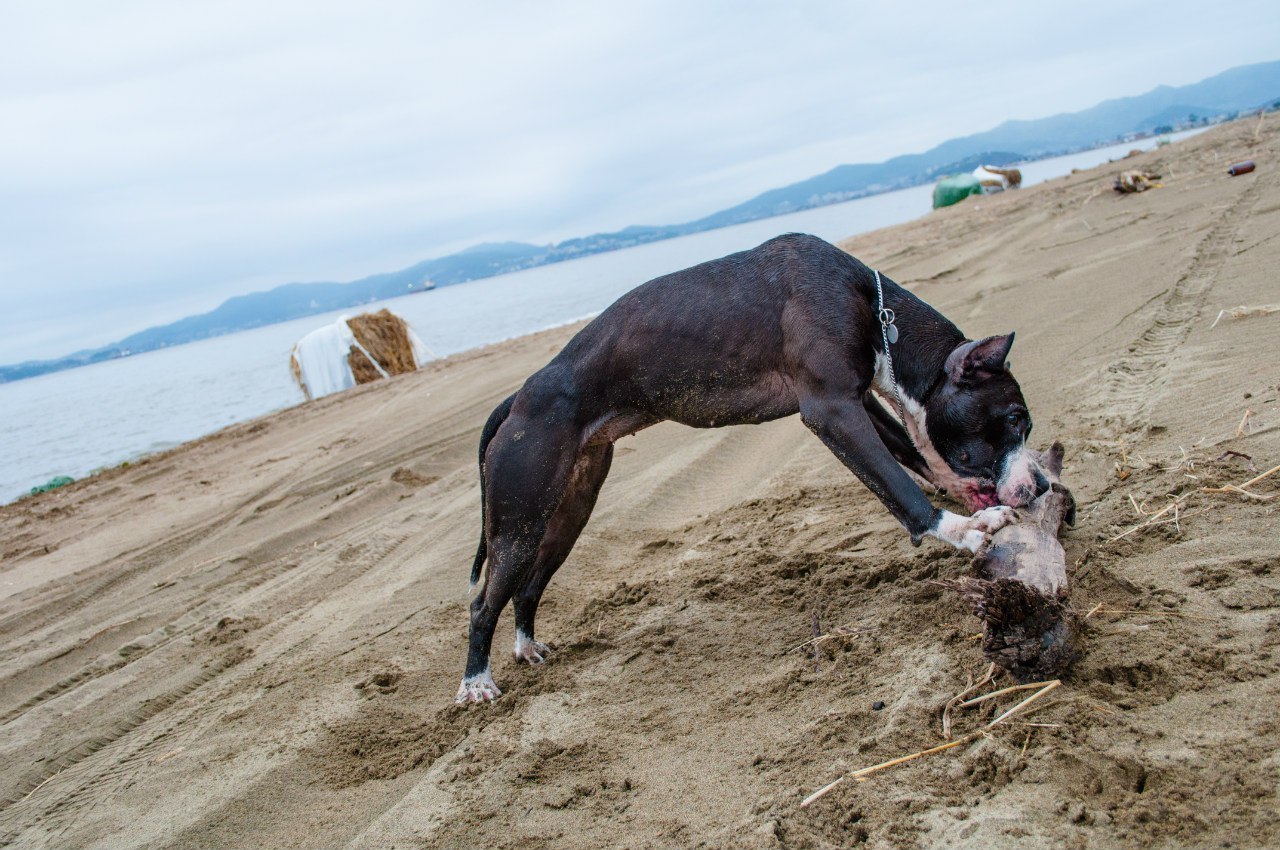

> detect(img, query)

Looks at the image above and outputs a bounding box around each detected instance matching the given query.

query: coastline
[2,118,1278,849]
[0,125,1214,387]
[1,130,1207,506]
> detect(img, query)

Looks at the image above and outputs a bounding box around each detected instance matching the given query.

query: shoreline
[4,130,1210,505]
[3,314,598,511]
[0,124,1217,386]
[0,309,601,507]
[2,118,1278,849]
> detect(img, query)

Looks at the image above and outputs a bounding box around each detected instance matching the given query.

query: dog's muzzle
[996,448,1048,507]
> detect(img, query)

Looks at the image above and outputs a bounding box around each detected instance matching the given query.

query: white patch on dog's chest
[872,353,965,496]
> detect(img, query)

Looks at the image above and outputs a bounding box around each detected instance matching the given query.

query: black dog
[457,234,1046,702]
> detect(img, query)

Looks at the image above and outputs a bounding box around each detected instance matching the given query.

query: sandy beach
[2,118,1278,849]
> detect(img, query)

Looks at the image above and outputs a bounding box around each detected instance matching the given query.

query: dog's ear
[945,333,1015,383]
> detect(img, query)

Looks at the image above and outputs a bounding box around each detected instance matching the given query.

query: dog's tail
[470,392,517,589]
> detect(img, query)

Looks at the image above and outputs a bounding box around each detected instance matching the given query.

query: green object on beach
[932,174,984,209]
[30,475,74,496]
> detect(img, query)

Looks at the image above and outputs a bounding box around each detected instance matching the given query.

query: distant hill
[683,61,1280,228]
[5,59,1279,383]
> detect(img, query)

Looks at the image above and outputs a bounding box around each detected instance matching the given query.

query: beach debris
[942,443,1082,682]
[787,622,872,655]
[1084,603,1217,622]
[1201,462,1280,502]
[289,309,437,400]
[28,475,74,496]
[1113,170,1162,193]
[933,173,984,209]
[1227,160,1256,176]
[1210,304,1280,328]
[1107,493,1202,541]
[941,662,996,739]
[1234,409,1254,439]
[933,165,1022,209]
[801,678,1062,806]
[1215,449,1256,471]
[973,164,1023,191]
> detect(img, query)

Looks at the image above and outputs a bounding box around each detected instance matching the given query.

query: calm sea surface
[3,131,1203,503]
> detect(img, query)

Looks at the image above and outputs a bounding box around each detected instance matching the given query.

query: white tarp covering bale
[972,164,1023,191]
[290,309,434,400]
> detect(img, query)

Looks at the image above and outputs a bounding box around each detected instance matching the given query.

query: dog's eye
[1006,413,1021,426]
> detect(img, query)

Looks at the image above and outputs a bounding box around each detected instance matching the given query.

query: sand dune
[2,118,1278,849]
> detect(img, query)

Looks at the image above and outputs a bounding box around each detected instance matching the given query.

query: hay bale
[290,310,434,400]
[975,164,1023,189]
[289,348,305,393]
[346,309,419,385]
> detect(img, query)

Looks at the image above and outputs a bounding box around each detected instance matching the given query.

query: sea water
[2,131,1203,503]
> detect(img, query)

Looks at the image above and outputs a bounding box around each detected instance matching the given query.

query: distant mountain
[5,60,1279,383]
[682,60,1280,226]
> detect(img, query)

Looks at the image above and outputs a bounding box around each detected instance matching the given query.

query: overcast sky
[2,0,1277,363]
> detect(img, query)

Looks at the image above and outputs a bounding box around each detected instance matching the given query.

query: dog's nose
[1033,469,1050,498]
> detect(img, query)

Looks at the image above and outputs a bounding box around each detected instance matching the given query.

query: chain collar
[874,269,919,452]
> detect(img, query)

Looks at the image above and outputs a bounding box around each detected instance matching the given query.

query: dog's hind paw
[513,631,549,665]
[455,670,501,704]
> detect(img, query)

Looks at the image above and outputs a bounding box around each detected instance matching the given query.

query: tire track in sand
[1081,173,1265,434]
[0,646,252,837]
[0,518,422,846]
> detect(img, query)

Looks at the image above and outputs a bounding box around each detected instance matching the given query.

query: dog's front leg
[862,392,932,483]
[799,394,1014,552]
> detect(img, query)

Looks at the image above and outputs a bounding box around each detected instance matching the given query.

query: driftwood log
[944,442,1082,681]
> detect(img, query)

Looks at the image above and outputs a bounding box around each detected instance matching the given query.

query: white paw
[929,506,1018,553]
[454,670,501,704]
[970,505,1017,534]
[513,631,549,665]
[959,528,988,553]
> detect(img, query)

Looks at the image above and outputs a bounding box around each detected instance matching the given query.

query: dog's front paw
[970,505,1016,534]
[929,507,1016,553]
[957,527,988,553]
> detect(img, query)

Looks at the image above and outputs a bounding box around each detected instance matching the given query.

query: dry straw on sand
[801,679,1062,807]
[1083,602,1217,622]
[787,623,873,655]
[1201,462,1280,501]
[1209,304,1280,329]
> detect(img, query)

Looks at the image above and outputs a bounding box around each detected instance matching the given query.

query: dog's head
[924,332,1048,510]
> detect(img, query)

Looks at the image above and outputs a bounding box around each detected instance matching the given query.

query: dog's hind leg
[512,440,614,665]
[457,383,585,703]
